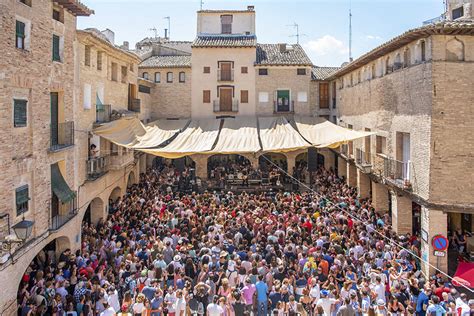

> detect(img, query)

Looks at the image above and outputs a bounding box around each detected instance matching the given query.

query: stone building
[0,0,93,313]
[328,19,474,274]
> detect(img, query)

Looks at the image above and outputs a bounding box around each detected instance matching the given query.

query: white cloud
[365,35,382,40]
[303,35,349,57]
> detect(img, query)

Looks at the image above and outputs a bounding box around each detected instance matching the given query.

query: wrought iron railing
[274,100,295,113]
[49,197,77,231]
[95,104,112,123]
[109,151,134,170]
[86,156,109,180]
[213,99,239,112]
[217,69,234,82]
[129,98,141,113]
[50,121,74,151]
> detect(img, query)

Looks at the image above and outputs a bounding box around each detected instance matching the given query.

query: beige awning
[259,116,311,152]
[293,116,375,148]
[93,117,189,149]
[143,118,222,158]
[209,117,261,154]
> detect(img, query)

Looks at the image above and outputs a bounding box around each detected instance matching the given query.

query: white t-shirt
[99,307,116,316]
[174,298,186,315]
[309,284,321,301]
[165,293,177,313]
[371,283,385,303]
[207,303,224,316]
[317,298,336,316]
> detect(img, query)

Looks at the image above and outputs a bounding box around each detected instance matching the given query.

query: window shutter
[241,90,248,103]
[52,35,60,61]
[16,185,29,216]
[16,21,25,37]
[14,99,27,127]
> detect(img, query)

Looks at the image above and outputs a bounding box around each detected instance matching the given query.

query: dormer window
[221,15,233,34]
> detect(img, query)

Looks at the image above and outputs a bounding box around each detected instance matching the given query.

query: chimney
[279,43,287,53]
[247,5,254,11]
[101,29,115,45]
[164,29,169,40]
[122,41,129,50]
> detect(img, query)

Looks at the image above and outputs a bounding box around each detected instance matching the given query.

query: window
[52,35,61,62]
[16,20,26,49]
[83,84,91,109]
[452,6,464,20]
[110,142,118,156]
[385,57,391,74]
[376,135,387,155]
[154,72,161,83]
[142,72,149,80]
[97,51,102,70]
[203,66,210,74]
[297,91,307,102]
[138,85,150,94]
[19,0,32,6]
[241,90,248,103]
[13,99,27,127]
[276,90,291,112]
[221,15,233,34]
[420,41,426,62]
[16,185,29,216]
[241,66,248,74]
[203,90,211,103]
[167,72,173,83]
[84,45,91,66]
[319,83,329,108]
[258,92,269,103]
[403,49,410,68]
[52,8,63,23]
[121,66,128,83]
[371,64,376,78]
[332,82,337,108]
[111,62,118,81]
[297,68,306,75]
[258,68,268,76]
[179,72,185,83]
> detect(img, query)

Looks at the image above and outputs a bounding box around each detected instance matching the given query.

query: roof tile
[256,44,312,66]
[192,35,257,48]
[140,55,191,68]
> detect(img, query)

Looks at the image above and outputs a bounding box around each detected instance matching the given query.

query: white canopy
[210,117,261,154]
[258,116,310,152]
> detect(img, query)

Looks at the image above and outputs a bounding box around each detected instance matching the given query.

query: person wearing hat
[316,290,337,316]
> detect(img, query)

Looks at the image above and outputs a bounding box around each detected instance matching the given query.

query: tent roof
[259,116,310,152]
[210,117,261,154]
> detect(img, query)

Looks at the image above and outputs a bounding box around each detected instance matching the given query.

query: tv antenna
[149,27,158,39]
[349,0,353,61]
[200,0,204,10]
[164,16,171,39]
[288,22,306,44]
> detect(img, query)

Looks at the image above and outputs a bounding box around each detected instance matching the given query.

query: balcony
[273,100,295,113]
[213,99,239,113]
[128,98,141,113]
[383,157,412,190]
[86,156,109,180]
[217,69,234,82]
[355,148,372,173]
[95,104,112,124]
[49,197,77,231]
[109,151,134,170]
[50,121,74,152]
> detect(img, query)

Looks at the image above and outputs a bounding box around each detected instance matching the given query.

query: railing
[86,156,109,180]
[332,97,336,109]
[383,157,412,186]
[49,197,77,231]
[213,99,239,112]
[273,100,295,113]
[340,144,349,157]
[95,104,112,124]
[109,151,134,170]
[355,148,372,166]
[217,69,234,82]
[129,98,141,113]
[50,121,74,151]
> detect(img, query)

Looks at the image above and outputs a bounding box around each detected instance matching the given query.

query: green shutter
[52,35,60,61]
[16,185,29,216]
[16,20,25,36]
[14,99,27,127]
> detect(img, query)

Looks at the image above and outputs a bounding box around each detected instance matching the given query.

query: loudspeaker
[308,148,318,171]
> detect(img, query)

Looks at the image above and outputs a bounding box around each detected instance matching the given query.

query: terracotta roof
[256,44,313,66]
[192,35,257,48]
[53,0,93,16]
[78,29,140,61]
[311,66,340,80]
[329,20,474,79]
[139,55,191,68]
[136,38,193,54]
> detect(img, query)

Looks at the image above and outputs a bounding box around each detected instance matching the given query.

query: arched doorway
[83,197,105,225]
[207,154,252,188]
[17,236,71,314]
[127,171,136,188]
[259,153,287,186]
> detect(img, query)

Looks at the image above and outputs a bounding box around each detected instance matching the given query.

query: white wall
[197,12,256,35]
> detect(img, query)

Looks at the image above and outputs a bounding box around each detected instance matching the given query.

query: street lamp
[0,213,34,264]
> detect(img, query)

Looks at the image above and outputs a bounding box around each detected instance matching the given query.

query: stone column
[357,169,371,199]
[391,193,413,234]
[420,206,448,275]
[323,150,335,171]
[285,152,298,174]
[146,154,155,168]
[242,153,259,169]
[192,154,208,180]
[338,158,347,179]
[372,181,389,213]
[347,163,357,187]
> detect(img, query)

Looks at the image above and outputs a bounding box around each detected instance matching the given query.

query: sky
[77,0,445,67]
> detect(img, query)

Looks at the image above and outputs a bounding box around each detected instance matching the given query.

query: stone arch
[207,154,252,178]
[403,48,411,67]
[109,186,122,202]
[127,171,136,188]
[385,56,391,74]
[83,197,105,225]
[446,38,465,61]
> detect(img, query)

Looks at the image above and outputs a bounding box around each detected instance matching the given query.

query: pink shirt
[242,284,256,305]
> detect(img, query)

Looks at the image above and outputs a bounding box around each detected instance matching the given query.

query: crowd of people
[17,163,474,316]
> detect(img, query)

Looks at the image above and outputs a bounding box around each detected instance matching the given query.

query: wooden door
[219,88,232,111]
[50,92,59,146]
[220,62,231,81]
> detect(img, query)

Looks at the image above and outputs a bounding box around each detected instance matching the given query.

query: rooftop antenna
[349,0,353,61]
[200,0,204,10]
[149,27,158,39]
[164,16,171,39]
[288,22,306,44]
